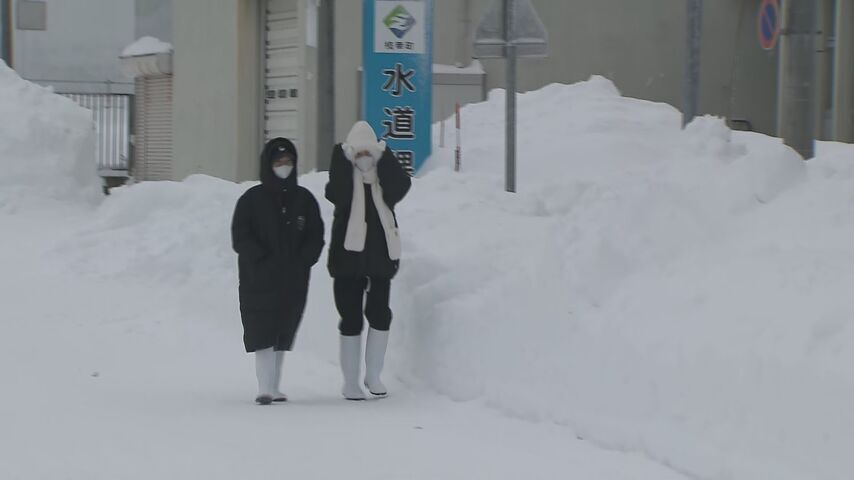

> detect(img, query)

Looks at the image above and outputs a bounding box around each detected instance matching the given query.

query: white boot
[272,350,287,402]
[254,347,276,405]
[340,335,366,400]
[364,328,389,396]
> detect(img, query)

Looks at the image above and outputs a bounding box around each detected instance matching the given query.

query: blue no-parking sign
[758,0,781,51]
[362,0,433,174]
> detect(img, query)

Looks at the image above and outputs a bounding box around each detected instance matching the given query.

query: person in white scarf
[325,121,412,400]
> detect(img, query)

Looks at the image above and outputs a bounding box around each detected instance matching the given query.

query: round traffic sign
[758,0,781,51]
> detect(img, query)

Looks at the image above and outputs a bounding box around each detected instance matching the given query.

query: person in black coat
[325,121,411,400]
[232,137,325,405]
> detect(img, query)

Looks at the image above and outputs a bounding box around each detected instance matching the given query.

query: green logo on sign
[384,5,416,39]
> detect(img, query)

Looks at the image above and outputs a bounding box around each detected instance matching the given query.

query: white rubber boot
[364,328,389,396]
[254,347,276,405]
[340,335,366,401]
[272,350,287,402]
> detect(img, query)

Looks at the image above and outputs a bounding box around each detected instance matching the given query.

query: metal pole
[683,0,702,127]
[1,0,12,67]
[317,0,336,170]
[778,0,817,159]
[455,102,462,172]
[814,0,833,140]
[504,0,516,193]
[439,107,446,148]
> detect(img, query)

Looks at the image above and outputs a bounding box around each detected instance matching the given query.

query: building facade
[9,0,135,95]
[157,0,853,182]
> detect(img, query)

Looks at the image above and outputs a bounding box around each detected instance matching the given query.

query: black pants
[334,277,392,336]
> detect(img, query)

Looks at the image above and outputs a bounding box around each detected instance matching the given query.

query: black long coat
[325,145,411,279]
[232,138,325,352]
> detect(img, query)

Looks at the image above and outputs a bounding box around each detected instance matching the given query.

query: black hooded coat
[325,145,411,279]
[231,138,325,352]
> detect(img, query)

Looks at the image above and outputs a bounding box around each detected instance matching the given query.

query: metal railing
[62,93,133,176]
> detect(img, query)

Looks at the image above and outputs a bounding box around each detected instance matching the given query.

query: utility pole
[814,0,833,140]
[504,0,517,193]
[777,0,817,159]
[473,0,547,192]
[1,0,12,67]
[833,0,854,142]
[683,0,702,127]
[317,0,335,171]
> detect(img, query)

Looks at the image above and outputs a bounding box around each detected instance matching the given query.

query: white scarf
[344,167,401,260]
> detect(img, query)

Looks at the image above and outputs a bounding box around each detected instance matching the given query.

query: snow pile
[121,36,173,57]
[54,76,854,479]
[58,175,243,285]
[0,61,100,209]
[398,77,851,480]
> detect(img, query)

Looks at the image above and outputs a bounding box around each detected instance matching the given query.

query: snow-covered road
[0,207,687,479]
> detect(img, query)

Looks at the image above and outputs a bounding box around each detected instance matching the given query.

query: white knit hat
[343,121,386,162]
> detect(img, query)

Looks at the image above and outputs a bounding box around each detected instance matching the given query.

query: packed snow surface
[3,71,854,479]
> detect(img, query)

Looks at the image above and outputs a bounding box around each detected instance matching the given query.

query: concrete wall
[136,0,173,42]
[300,0,319,173]
[166,0,797,183]
[12,0,135,94]
[699,0,779,135]
[333,1,362,143]
[1,2,9,65]
[332,0,779,136]
[172,0,260,182]
[433,0,473,66]
[236,0,262,181]
[433,76,485,121]
[465,0,778,135]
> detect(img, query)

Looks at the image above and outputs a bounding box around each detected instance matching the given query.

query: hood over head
[342,121,386,163]
[260,137,298,191]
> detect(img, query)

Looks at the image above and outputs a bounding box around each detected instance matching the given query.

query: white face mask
[355,155,376,173]
[273,165,293,179]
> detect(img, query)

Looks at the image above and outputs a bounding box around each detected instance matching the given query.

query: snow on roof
[121,37,173,57]
[432,61,486,75]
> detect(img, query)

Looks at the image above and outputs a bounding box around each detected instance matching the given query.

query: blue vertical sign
[363,0,433,175]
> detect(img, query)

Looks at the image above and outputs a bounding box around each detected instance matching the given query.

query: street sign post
[684,0,703,127]
[363,0,434,175]
[473,0,547,193]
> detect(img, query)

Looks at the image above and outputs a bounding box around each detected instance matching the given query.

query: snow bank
[121,36,173,57]
[0,61,100,210]
[58,175,243,284]
[402,77,849,479]
[57,76,854,479]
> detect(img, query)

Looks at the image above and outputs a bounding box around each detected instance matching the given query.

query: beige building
[133,0,853,183]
